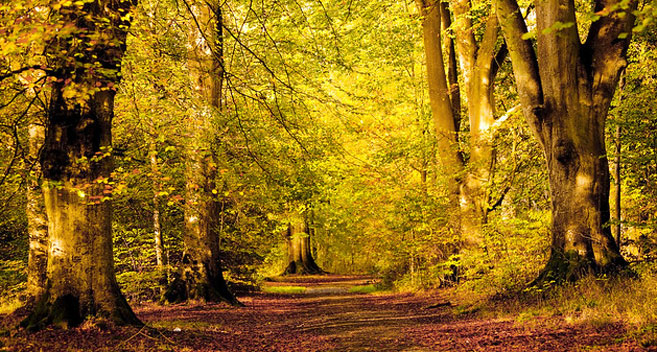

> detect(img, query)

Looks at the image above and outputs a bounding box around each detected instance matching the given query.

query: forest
[0,0,657,350]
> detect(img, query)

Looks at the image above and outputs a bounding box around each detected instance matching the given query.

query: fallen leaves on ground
[0,275,654,351]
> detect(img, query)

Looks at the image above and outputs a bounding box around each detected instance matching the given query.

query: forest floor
[1,275,655,351]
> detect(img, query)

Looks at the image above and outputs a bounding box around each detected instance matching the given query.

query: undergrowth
[0,260,26,315]
[450,263,657,346]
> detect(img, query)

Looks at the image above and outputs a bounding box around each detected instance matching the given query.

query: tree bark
[614,74,625,247]
[440,2,461,127]
[26,123,48,303]
[454,7,502,232]
[496,0,633,282]
[283,217,324,275]
[164,0,240,306]
[24,89,140,329]
[22,0,140,329]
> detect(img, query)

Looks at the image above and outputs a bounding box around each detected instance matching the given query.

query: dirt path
[1,275,653,351]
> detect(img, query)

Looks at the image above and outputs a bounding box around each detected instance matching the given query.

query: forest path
[1,275,650,351]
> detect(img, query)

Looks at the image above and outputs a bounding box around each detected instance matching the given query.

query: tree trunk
[23,89,140,329]
[417,0,506,244]
[26,124,48,303]
[164,149,240,305]
[284,218,324,275]
[22,0,139,329]
[415,0,465,238]
[440,2,461,127]
[496,0,634,282]
[537,107,625,281]
[458,10,502,234]
[614,124,621,246]
[164,0,240,306]
[614,74,624,247]
[148,140,166,284]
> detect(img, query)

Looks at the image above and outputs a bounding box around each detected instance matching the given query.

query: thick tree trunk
[22,0,139,329]
[537,107,625,281]
[164,150,240,305]
[496,0,634,282]
[164,0,240,306]
[26,124,48,302]
[284,219,323,275]
[23,89,140,329]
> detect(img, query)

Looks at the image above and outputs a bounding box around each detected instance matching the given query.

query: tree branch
[0,65,50,82]
[495,0,545,143]
[585,0,637,115]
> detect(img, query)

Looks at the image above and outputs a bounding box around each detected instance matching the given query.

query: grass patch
[348,284,378,294]
[149,319,214,330]
[262,285,307,294]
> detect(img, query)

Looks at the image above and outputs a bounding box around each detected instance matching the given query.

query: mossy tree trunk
[22,0,140,330]
[164,0,240,306]
[496,0,633,281]
[24,90,140,329]
[284,217,323,275]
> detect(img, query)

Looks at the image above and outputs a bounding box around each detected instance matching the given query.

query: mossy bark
[23,90,140,330]
[23,0,139,329]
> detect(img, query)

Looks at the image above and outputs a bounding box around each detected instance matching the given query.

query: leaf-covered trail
[1,275,652,351]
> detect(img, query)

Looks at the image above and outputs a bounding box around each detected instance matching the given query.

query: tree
[21,0,141,329]
[415,0,510,244]
[283,213,324,275]
[25,123,47,302]
[164,0,241,306]
[496,0,634,281]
